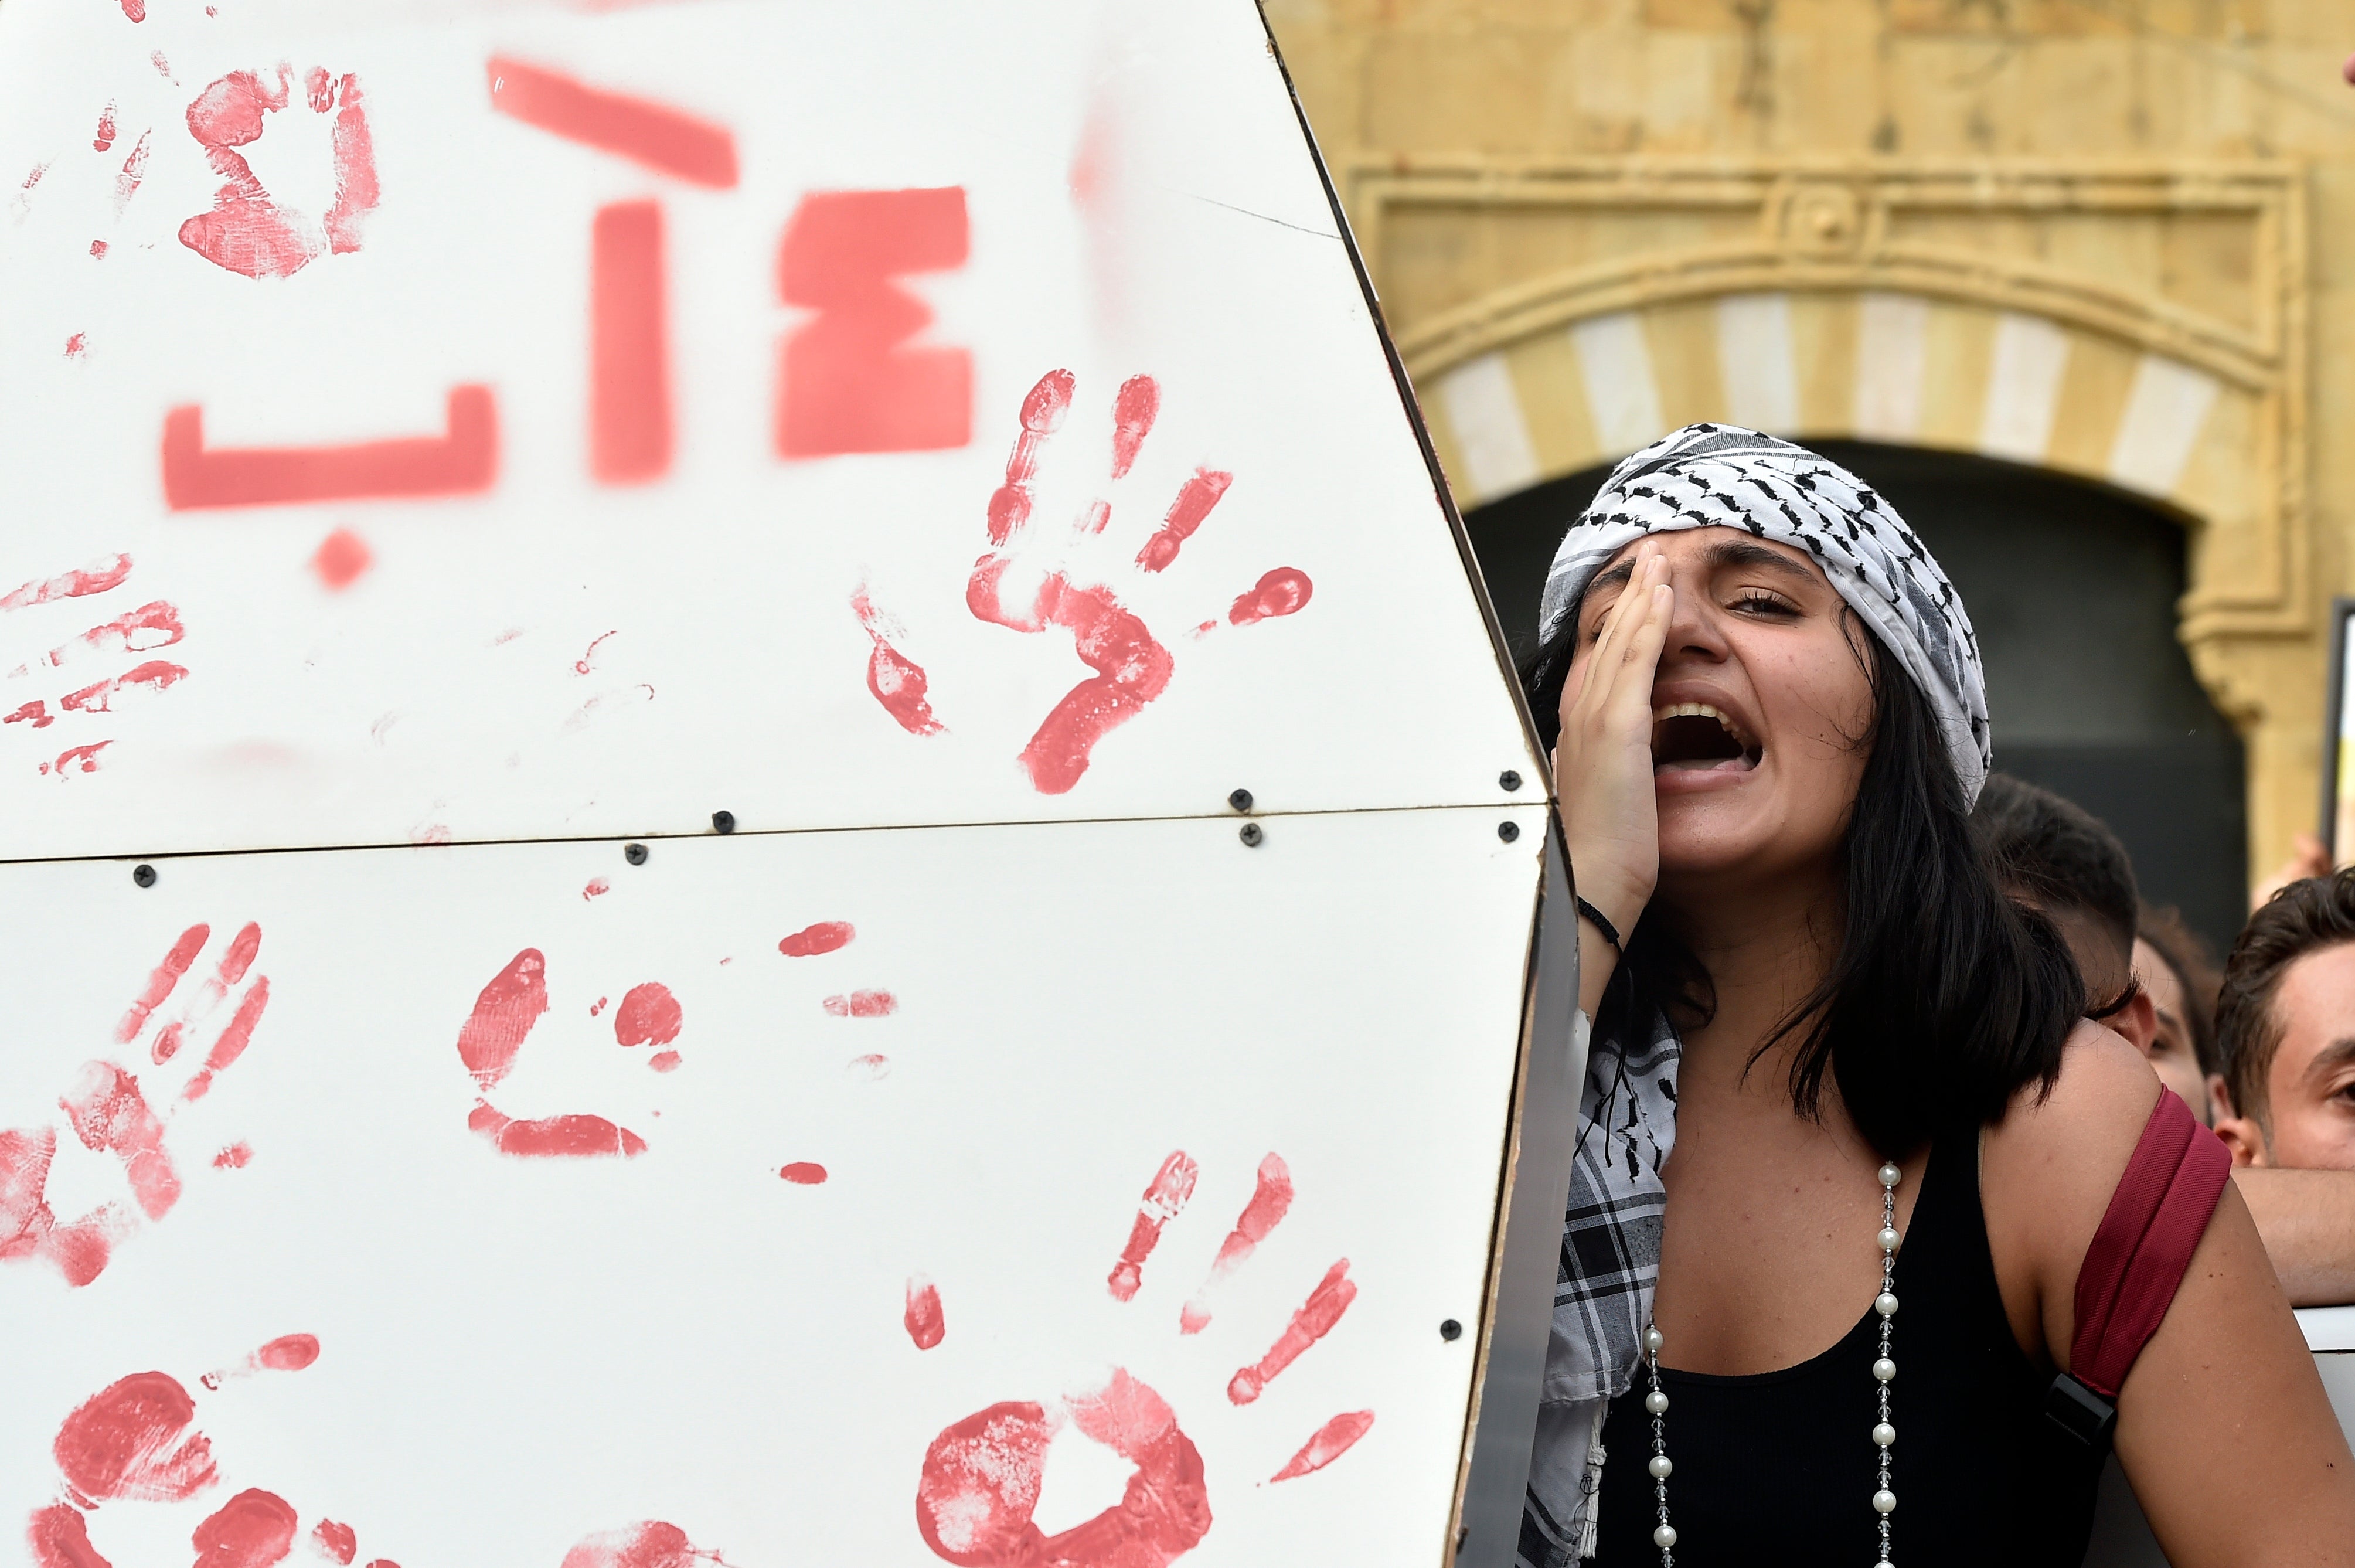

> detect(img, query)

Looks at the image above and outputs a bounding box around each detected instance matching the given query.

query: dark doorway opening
[1464,441,2248,956]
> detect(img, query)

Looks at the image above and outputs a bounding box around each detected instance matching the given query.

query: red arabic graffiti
[159,56,977,511]
[162,387,498,511]
[485,56,737,186]
[488,56,739,486]
[776,187,971,457]
[591,200,672,484]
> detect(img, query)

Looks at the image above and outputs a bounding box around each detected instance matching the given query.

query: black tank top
[1591,1122,2106,1564]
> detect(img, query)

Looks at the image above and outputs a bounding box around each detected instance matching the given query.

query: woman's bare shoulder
[1990,1018,2162,1147]
[1979,1022,2165,1355]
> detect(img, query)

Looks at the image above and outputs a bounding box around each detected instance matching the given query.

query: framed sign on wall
[2323,598,2355,866]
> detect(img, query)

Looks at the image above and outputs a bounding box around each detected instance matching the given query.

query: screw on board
[1457,1525,1471,1553]
[1499,769,1522,791]
[1440,1318,1463,1341]
[624,842,649,866]
[132,863,156,888]
[1238,822,1264,848]
[1228,788,1254,812]
[1498,821,1520,843]
[712,810,736,834]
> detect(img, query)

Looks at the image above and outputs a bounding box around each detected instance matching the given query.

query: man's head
[1971,775,2150,1050]
[2214,870,2355,1169]
[2134,904,2220,1124]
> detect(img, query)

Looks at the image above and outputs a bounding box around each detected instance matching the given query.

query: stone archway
[1349,157,2313,867]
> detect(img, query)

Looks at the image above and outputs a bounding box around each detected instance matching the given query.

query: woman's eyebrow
[1587,559,1638,599]
[1706,536,1820,586]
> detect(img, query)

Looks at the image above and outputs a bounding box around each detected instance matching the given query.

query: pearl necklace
[1639,1159,1904,1567]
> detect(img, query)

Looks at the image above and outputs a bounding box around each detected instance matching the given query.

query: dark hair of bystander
[1971,773,2138,973]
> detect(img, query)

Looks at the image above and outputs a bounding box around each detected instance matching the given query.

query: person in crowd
[1518,424,2351,1567]
[1965,775,2224,1121]
[2213,871,2355,1173]
[1926,777,2355,1300]
[2138,904,2223,1125]
[1968,773,2158,1057]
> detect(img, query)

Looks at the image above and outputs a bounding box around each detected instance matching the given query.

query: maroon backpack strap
[2046,1089,2232,1448]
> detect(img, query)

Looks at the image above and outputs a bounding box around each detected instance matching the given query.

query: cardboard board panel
[0,804,1547,1566]
[0,0,1536,858]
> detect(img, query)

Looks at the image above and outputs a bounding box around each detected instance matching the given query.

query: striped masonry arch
[1420,290,2243,529]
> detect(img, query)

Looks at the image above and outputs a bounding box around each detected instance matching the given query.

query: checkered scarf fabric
[1519,1008,1679,1566]
[1537,423,1992,808]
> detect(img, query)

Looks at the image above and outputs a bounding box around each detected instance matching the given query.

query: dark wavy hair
[1522,597,2086,1157]
[2217,869,2355,1126]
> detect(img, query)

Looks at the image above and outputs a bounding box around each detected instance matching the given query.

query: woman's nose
[1661,572,1728,660]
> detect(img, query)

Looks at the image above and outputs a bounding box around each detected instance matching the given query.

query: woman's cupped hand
[1554,543,1672,955]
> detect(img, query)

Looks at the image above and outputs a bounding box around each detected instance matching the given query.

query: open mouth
[1652,702,1762,773]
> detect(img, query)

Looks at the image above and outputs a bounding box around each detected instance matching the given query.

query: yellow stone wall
[1264,0,2355,879]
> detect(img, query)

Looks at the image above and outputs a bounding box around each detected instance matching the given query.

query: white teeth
[1652,702,1755,749]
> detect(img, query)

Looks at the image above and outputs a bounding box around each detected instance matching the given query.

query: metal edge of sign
[1444,818,1585,1568]
[1250,0,1551,784]
[1228,30,1580,1552]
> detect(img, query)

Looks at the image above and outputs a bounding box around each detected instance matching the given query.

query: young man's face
[2231,941,2355,1169]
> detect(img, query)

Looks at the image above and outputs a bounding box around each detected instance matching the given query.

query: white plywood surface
[1,6,1566,1566]
[0,0,1536,859]
[1,805,1547,1566]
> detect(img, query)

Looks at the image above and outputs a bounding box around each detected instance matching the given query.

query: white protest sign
[0,0,1526,856]
[0,4,1573,1567]
[0,811,1554,1567]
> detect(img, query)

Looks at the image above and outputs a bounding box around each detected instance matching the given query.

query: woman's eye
[1730,590,1797,617]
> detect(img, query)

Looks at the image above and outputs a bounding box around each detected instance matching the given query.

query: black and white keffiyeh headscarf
[1518,425,1992,1566]
[1537,423,1990,807]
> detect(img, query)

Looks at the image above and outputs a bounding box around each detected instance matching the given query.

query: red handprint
[911,1152,1373,1568]
[917,1369,1210,1568]
[451,917,891,1157]
[454,950,691,1157]
[26,1348,347,1568]
[2,921,271,1287]
[1,553,190,777]
[857,373,1313,793]
[26,1346,730,1568]
[560,1522,733,1568]
[178,66,379,278]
